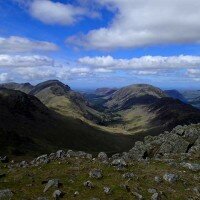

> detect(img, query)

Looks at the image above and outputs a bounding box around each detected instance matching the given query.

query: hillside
[29,80,104,123]
[0,88,135,158]
[101,84,200,135]
[164,89,187,103]
[105,84,167,111]
[0,124,199,199]
[0,82,34,94]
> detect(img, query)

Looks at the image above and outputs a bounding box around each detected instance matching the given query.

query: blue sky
[0,0,200,89]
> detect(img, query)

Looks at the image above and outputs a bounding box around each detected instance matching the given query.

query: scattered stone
[37,197,49,200]
[103,187,112,195]
[66,150,76,157]
[0,156,9,163]
[0,189,13,199]
[120,184,131,192]
[90,198,100,200]
[154,176,162,183]
[132,192,143,199]
[163,173,179,183]
[122,172,135,179]
[43,179,60,193]
[98,152,108,161]
[181,162,200,172]
[148,188,157,194]
[56,150,65,158]
[193,187,200,196]
[74,191,79,197]
[89,169,103,179]
[53,190,62,199]
[151,192,159,200]
[111,158,127,167]
[83,181,94,189]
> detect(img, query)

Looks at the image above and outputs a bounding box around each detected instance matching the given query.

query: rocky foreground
[0,124,200,199]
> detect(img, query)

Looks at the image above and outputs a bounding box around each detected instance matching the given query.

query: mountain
[0,87,134,157]
[105,84,167,111]
[29,80,104,123]
[164,89,187,102]
[95,87,117,97]
[181,90,200,109]
[102,84,200,135]
[0,82,34,93]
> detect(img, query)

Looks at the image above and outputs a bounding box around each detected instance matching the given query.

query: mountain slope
[165,89,187,102]
[29,80,104,123]
[0,82,34,93]
[102,84,200,135]
[0,88,134,157]
[105,84,167,111]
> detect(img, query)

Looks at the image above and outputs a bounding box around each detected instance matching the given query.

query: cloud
[28,0,99,25]
[0,73,11,83]
[0,55,54,68]
[0,36,58,53]
[78,55,200,71]
[187,69,200,81]
[67,0,200,49]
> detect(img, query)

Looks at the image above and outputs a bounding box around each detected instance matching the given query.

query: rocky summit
[0,124,199,199]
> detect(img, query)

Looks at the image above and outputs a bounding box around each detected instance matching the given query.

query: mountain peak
[29,80,71,96]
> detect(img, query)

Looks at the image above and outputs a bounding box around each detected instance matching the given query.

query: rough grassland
[0,157,199,199]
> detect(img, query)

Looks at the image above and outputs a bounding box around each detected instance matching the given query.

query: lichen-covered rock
[103,187,112,195]
[83,181,94,189]
[43,179,60,193]
[52,190,62,199]
[0,189,13,199]
[163,173,179,183]
[111,158,127,167]
[122,172,135,179]
[98,152,108,161]
[89,169,103,179]
[180,162,200,172]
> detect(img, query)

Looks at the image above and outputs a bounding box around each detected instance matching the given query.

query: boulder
[43,179,60,193]
[0,189,13,199]
[98,152,108,161]
[163,173,179,183]
[89,169,103,179]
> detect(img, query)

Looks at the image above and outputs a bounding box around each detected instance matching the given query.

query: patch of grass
[0,158,199,199]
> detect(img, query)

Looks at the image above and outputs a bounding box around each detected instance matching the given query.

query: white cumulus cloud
[0,55,54,68]
[67,0,200,49]
[29,0,99,25]
[0,36,58,53]
[79,55,200,70]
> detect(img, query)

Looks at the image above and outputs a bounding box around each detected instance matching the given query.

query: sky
[0,0,200,89]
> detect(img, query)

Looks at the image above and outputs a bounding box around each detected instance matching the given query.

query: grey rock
[0,189,13,199]
[132,192,143,199]
[111,158,127,167]
[89,169,103,179]
[181,162,200,172]
[98,152,108,161]
[151,192,159,200]
[37,197,49,200]
[148,188,157,193]
[53,190,62,199]
[74,191,79,196]
[122,172,135,179]
[163,173,179,183]
[103,187,112,195]
[56,150,65,158]
[154,176,162,183]
[66,150,76,157]
[44,179,60,193]
[0,156,9,163]
[83,181,94,189]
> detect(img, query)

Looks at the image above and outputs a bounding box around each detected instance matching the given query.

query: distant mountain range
[1,80,200,158]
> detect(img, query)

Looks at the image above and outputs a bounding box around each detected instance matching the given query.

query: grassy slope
[0,88,135,158]
[0,157,199,199]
